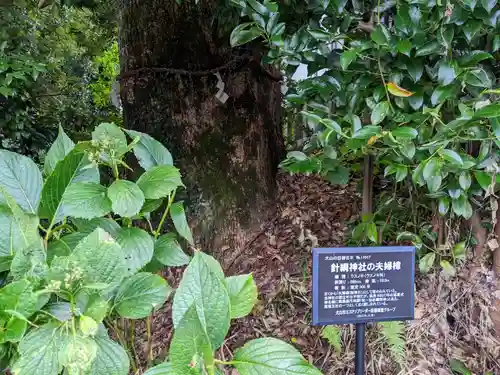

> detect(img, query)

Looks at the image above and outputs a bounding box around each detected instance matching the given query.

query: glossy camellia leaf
[39,148,99,227]
[230,22,264,47]
[415,40,440,56]
[124,129,173,170]
[114,272,171,319]
[226,274,258,319]
[475,104,500,118]
[386,82,413,97]
[170,201,194,245]
[459,172,472,190]
[92,122,129,158]
[86,334,130,375]
[233,338,323,375]
[172,252,230,350]
[107,180,145,218]
[391,127,418,139]
[340,50,357,70]
[61,182,112,219]
[396,39,412,56]
[481,0,497,13]
[12,322,65,375]
[0,150,42,214]
[426,175,442,193]
[154,233,190,267]
[440,149,463,166]
[370,101,390,125]
[137,165,183,199]
[437,61,456,86]
[115,227,154,275]
[474,170,492,190]
[352,125,381,139]
[44,125,75,176]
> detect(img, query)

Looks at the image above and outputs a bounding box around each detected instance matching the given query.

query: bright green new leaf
[115,227,154,275]
[226,274,258,319]
[230,23,264,47]
[453,242,467,261]
[340,50,357,70]
[370,101,390,125]
[170,201,194,245]
[137,165,183,199]
[154,233,190,267]
[91,122,128,158]
[440,260,456,279]
[172,252,230,349]
[79,315,98,337]
[450,359,472,375]
[61,182,112,219]
[321,118,342,134]
[114,272,171,319]
[107,180,145,218]
[233,338,323,375]
[86,334,130,375]
[440,149,463,165]
[419,252,435,273]
[321,326,342,354]
[124,129,173,170]
[0,150,42,214]
[44,126,75,176]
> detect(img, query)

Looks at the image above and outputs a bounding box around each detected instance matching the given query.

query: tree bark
[118,0,283,260]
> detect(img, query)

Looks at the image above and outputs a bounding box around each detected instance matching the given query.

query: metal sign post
[312,247,415,374]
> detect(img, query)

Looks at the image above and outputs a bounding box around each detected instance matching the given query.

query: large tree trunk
[118,1,283,261]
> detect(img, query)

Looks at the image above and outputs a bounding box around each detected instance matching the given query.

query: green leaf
[247,0,268,14]
[396,39,412,57]
[440,260,456,279]
[452,242,467,261]
[440,26,454,49]
[423,158,440,181]
[44,126,75,176]
[438,197,450,216]
[371,24,389,45]
[107,180,145,218]
[325,166,350,185]
[371,101,390,125]
[70,228,126,287]
[463,20,481,42]
[474,170,492,190]
[482,0,498,12]
[39,149,98,227]
[427,175,442,193]
[0,150,42,214]
[86,334,129,375]
[114,272,171,319]
[230,23,264,47]
[340,50,357,70]
[353,126,381,139]
[459,172,472,190]
[400,142,415,159]
[1,317,27,343]
[0,280,38,319]
[321,326,342,354]
[233,338,323,375]
[92,122,128,158]
[440,149,463,165]
[321,119,342,134]
[226,274,258,319]
[450,359,472,375]
[137,165,183,199]
[408,93,423,110]
[13,322,64,375]
[459,50,494,66]
[431,86,456,106]
[0,202,40,258]
[392,127,418,139]
[287,151,308,161]
[143,363,175,375]
[172,252,230,349]
[115,227,154,275]
[475,104,500,118]
[72,218,121,237]
[366,222,377,243]
[407,60,423,82]
[11,244,47,281]
[415,41,441,56]
[395,166,408,182]
[419,252,435,273]
[452,195,467,216]
[170,201,194,245]
[79,315,98,337]
[154,233,190,267]
[437,61,456,86]
[124,129,173,170]
[61,183,112,219]
[84,294,109,323]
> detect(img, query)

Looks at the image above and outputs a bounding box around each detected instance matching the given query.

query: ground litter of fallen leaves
[136,173,500,375]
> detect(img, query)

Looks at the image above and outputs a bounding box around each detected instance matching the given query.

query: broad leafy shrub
[0,123,322,375]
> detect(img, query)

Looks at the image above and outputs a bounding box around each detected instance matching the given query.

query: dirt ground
[135,173,500,375]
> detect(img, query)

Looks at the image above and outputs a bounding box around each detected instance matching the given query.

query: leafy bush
[230,0,500,271]
[0,123,322,375]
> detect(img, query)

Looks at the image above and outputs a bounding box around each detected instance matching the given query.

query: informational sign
[312,247,415,325]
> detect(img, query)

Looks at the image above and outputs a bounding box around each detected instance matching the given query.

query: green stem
[154,191,176,238]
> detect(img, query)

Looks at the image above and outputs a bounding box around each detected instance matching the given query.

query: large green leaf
[92,123,128,159]
[115,227,154,275]
[39,149,98,227]
[437,61,456,86]
[172,252,230,349]
[233,338,323,375]
[11,244,48,281]
[86,335,129,375]
[70,228,126,287]
[46,232,87,264]
[230,22,264,47]
[0,202,39,258]
[0,279,38,318]
[170,201,194,245]
[440,149,463,166]
[475,104,500,118]
[0,317,27,343]
[107,180,145,218]
[371,101,390,125]
[226,274,258,319]
[72,218,121,237]
[114,272,171,319]
[12,322,64,375]
[61,183,112,219]
[0,150,42,214]
[391,127,418,139]
[352,125,381,139]
[59,334,98,373]
[137,165,183,199]
[154,233,190,267]
[44,126,75,176]
[124,129,173,170]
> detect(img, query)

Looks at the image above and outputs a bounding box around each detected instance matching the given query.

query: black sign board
[312,246,415,325]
